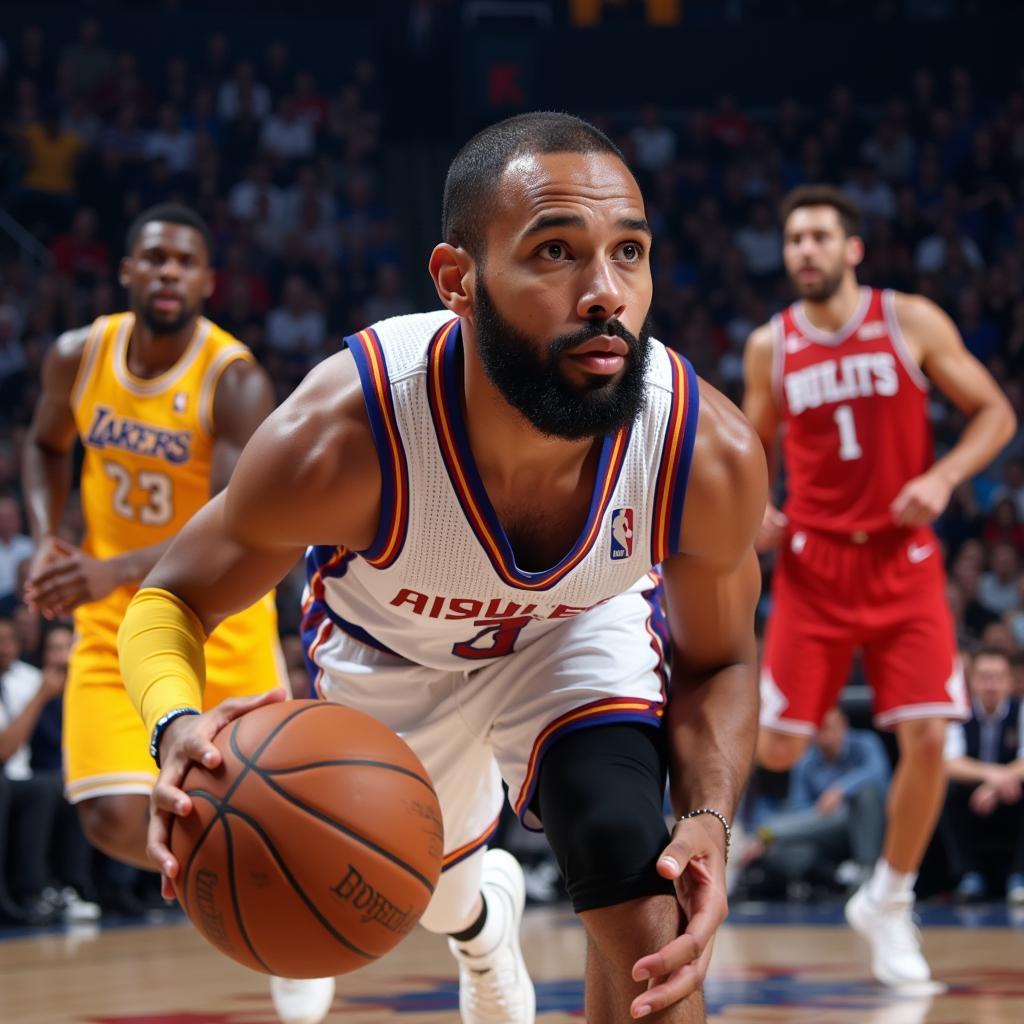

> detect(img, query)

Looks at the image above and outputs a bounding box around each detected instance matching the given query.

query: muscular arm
[209,357,276,493]
[741,322,780,469]
[892,293,1016,523]
[742,322,787,549]
[144,350,380,633]
[630,383,767,1014]
[22,327,88,544]
[663,381,768,823]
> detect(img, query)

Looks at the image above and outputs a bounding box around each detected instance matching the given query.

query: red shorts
[760,524,967,734]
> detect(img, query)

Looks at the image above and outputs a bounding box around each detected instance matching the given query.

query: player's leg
[311,627,533,1023]
[535,723,704,1023]
[883,716,949,873]
[848,540,966,991]
[485,577,702,1020]
[64,625,157,868]
[758,533,858,772]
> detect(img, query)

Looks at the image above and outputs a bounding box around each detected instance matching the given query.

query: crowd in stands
[1,12,1024,921]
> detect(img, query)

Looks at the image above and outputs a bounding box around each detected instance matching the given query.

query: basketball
[168,700,444,979]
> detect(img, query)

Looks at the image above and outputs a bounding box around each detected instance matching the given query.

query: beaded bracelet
[679,807,732,863]
[149,707,201,767]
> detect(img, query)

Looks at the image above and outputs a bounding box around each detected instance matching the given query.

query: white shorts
[306,576,668,872]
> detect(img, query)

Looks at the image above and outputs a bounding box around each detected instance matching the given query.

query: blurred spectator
[143,103,197,177]
[292,72,329,137]
[741,709,890,897]
[629,105,677,173]
[0,497,33,613]
[262,40,293,102]
[260,95,316,164]
[982,497,1024,549]
[958,287,1000,364]
[50,208,110,289]
[861,112,916,184]
[217,60,271,123]
[942,647,1024,904]
[28,626,99,923]
[708,93,751,149]
[15,103,84,234]
[266,275,326,359]
[0,616,64,924]
[59,18,111,100]
[978,541,1022,616]
[991,459,1024,521]
[734,202,783,280]
[842,162,896,223]
[915,213,985,275]
[363,266,414,324]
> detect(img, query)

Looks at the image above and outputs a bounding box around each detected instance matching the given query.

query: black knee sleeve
[533,722,675,912]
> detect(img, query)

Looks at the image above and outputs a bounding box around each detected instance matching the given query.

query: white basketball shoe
[448,849,536,1023]
[270,976,336,1024]
[845,885,945,994]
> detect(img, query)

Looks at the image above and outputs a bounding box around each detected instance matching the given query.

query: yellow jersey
[69,311,280,685]
[63,312,285,803]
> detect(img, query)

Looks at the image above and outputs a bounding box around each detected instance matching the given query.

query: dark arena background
[2,2,1024,1022]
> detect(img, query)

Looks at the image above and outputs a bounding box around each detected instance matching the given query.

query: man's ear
[429,243,475,319]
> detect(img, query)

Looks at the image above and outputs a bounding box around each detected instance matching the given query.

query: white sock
[867,860,917,904]
[453,889,505,957]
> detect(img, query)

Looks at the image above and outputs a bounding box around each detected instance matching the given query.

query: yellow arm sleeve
[117,587,207,737]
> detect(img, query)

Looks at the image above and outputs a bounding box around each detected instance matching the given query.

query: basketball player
[743,185,1015,991]
[21,205,326,1024]
[119,114,768,1024]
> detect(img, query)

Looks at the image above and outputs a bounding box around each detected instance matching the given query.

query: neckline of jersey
[793,286,872,346]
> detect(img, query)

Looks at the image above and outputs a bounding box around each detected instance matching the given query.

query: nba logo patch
[173,392,188,413]
[610,507,634,560]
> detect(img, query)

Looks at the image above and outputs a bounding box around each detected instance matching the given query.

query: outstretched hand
[147,687,288,899]
[629,815,729,1018]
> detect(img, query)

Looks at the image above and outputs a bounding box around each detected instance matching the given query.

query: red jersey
[772,287,933,536]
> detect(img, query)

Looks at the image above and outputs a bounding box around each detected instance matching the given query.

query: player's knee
[77,794,148,860]
[757,730,809,772]
[537,724,673,912]
[896,717,947,765]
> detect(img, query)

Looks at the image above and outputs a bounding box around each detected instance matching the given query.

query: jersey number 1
[833,404,863,461]
[103,460,174,525]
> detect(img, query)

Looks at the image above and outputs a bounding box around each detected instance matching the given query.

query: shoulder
[224,348,380,547]
[51,324,93,364]
[890,291,955,334]
[745,320,776,356]
[41,324,93,388]
[742,320,777,381]
[259,349,374,478]
[680,380,768,565]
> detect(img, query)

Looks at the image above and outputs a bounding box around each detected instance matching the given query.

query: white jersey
[301,311,698,674]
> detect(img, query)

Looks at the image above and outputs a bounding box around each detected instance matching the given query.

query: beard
[472,276,652,440]
[792,261,845,302]
[138,297,198,335]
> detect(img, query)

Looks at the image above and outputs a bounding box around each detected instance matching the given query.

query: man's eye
[540,243,566,261]
[618,242,643,261]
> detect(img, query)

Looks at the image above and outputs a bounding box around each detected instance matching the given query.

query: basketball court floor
[2,901,1022,1022]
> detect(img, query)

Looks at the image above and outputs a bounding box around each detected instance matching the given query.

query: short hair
[780,184,862,238]
[124,203,214,261]
[442,111,628,257]
[971,645,1012,669]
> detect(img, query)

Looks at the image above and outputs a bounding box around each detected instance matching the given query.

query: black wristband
[149,707,201,768]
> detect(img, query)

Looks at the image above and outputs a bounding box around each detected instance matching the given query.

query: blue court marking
[337,966,1024,1016]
